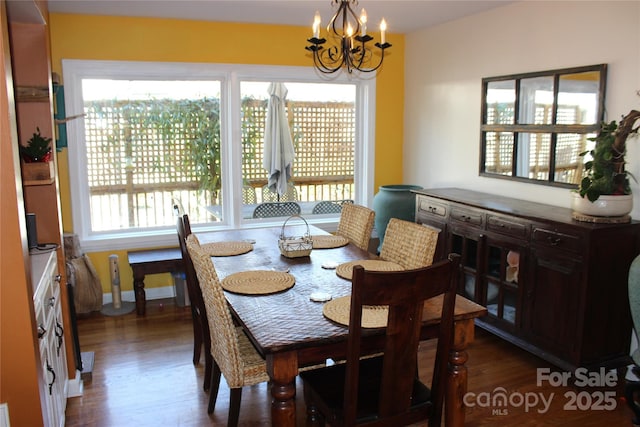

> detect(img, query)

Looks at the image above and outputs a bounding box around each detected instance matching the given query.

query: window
[480,64,607,187]
[63,60,375,251]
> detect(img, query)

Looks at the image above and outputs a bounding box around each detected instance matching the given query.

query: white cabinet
[32,251,67,427]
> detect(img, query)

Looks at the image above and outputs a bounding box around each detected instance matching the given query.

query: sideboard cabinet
[414,188,640,371]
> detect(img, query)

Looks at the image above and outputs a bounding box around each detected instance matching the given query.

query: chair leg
[203,352,213,392]
[208,361,222,414]
[191,308,202,365]
[227,387,243,427]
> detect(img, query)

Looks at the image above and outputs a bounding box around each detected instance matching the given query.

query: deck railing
[84,98,355,230]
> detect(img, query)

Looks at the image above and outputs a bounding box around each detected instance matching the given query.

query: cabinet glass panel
[484,246,520,326]
[451,233,478,270]
[464,273,477,300]
[451,232,480,301]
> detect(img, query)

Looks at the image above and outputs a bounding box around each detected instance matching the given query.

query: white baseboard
[67,371,84,397]
[0,403,9,427]
[102,285,176,304]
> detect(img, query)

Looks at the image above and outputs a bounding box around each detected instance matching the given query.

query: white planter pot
[571,193,633,217]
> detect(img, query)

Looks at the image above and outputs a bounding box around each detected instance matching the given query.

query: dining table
[196,223,487,427]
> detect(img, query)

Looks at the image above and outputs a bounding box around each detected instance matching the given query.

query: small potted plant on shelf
[20,127,54,181]
[572,109,640,219]
[20,127,52,162]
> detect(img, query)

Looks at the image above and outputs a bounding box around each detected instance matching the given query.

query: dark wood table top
[197,225,486,358]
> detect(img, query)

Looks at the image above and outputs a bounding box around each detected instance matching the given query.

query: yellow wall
[49,14,405,292]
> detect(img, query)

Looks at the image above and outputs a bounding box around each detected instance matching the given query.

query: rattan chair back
[380,218,440,270]
[186,235,268,389]
[336,203,375,251]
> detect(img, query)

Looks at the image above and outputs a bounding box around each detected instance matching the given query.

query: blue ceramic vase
[372,184,423,253]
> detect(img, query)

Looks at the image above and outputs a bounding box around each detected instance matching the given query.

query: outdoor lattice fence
[83,98,355,229]
[484,104,588,183]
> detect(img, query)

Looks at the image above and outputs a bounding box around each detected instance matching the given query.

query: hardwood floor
[65,298,636,426]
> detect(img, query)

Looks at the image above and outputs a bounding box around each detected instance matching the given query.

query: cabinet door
[526,247,582,361]
[482,239,524,332]
[449,226,482,302]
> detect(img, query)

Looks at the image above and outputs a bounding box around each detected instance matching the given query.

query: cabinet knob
[55,274,62,283]
[48,296,55,308]
[37,324,47,339]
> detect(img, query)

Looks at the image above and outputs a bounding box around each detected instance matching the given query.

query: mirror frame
[479,64,607,188]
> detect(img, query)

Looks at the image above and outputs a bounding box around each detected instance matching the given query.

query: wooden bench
[127,248,184,315]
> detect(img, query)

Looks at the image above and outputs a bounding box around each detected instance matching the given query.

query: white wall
[404,1,640,215]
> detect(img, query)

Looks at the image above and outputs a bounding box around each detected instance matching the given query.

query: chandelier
[305,0,391,74]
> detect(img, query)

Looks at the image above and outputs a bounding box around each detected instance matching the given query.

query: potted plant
[572,109,640,217]
[20,127,52,162]
[20,127,54,181]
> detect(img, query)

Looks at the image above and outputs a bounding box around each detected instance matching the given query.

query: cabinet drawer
[487,215,528,239]
[417,197,447,218]
[532,227,583,253]
[450,207,483,227]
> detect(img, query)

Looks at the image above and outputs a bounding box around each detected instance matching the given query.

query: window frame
[63,60,376,252]
[479,64,607,187]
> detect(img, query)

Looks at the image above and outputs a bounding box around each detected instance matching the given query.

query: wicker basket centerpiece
[279,215,313,258]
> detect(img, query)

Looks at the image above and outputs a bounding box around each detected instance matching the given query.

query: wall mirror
[480,64,607,187]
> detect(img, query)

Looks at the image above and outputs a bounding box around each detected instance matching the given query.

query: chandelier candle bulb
[360,8,367,36]
[380,18,387,44]
[313,11,321,38]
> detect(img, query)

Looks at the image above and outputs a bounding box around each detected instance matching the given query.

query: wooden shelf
[15,85,48,102]
[23,178,54,186]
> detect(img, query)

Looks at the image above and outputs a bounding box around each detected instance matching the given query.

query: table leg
[132,273,146,316]
[446,318,475,427]
[267,351,298,427]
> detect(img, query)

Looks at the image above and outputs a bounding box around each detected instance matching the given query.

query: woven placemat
[336,260,404,280]
[323,295,388,328]
[312,234,349,249]
[221,270,294,295]
[201,241,253,257]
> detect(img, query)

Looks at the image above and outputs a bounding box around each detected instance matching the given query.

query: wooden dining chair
[176,214,213,391]
[299,253,460,427]
[379,218,440,269]
[186,234,270,426]
[335,203,375,251]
